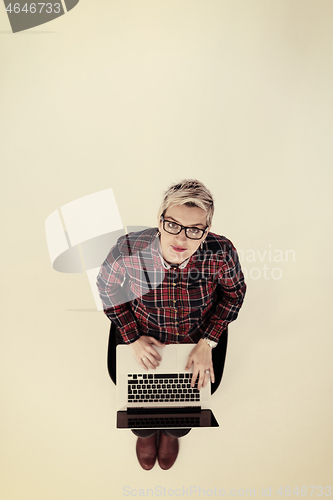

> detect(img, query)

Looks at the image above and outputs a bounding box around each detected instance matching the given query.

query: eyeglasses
[161,215,208,240]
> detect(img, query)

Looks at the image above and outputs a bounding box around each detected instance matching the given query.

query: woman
[97,179,246,470]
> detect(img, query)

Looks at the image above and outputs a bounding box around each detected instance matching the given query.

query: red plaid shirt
[96,228,246,345]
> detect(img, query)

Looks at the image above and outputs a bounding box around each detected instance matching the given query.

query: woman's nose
[176,228,187,242]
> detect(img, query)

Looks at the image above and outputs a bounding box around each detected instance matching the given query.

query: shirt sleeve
[96,242,141,344]
[202,244,247,343]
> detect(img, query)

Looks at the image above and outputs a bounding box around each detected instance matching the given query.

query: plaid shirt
[96,228,246,345]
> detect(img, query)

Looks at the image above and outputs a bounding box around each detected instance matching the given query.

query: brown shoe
[157,432,179,470]
[136,433,158,470]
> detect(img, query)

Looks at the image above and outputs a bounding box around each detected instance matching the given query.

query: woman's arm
[96,241,141,344]
[185,240,246,388]
[185,338,214,389]
[130,335,165,370]
[202,244,246,343]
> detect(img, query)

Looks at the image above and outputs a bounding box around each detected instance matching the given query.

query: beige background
[1,1,333,498]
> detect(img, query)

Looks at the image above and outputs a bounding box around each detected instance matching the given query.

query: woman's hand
[130,336,165,370]
[185,339,215,389]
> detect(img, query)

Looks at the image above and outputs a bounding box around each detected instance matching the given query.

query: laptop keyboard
[127,373,201,404]
[128,416,201,427]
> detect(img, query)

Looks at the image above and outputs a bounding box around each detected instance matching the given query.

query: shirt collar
[158,253,190,270]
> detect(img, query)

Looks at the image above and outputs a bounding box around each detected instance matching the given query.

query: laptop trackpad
[155,345,178,370]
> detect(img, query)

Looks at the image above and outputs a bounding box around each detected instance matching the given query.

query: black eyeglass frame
[161,215,209,240]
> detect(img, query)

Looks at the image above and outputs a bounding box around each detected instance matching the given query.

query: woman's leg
[131,429,158,438]
[134,430,159,470]
[161,429,191,438]
[157,430,182,470]
[107,325,160,469]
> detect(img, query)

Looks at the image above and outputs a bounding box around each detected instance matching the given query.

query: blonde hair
[158,179,214,227]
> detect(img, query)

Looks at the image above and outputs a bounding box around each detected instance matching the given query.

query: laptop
[116,344,219,429]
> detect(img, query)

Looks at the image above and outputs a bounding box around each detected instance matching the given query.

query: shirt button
[173,300,176,303]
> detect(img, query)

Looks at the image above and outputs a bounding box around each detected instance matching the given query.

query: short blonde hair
[158,179,214,227]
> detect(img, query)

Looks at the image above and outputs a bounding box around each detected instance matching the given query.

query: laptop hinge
[127,406,201,415]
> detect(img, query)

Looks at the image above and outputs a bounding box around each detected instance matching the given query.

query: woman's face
[158,204,209,264]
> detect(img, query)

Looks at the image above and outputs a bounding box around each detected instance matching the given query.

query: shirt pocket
[185,279,215,310]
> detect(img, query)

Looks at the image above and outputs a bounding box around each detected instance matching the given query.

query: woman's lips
[171,245,187,252]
